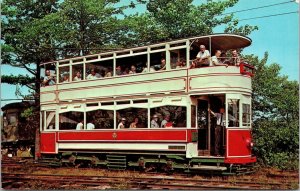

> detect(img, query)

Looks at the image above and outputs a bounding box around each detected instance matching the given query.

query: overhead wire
[238,11,299,21]
[220,0,295,16]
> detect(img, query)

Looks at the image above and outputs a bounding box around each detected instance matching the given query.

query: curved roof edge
[41,33,251,65]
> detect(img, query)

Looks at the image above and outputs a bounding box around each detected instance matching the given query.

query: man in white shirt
[43,70,56,86]
[195,45,210,67]
[76,120,83,130]
[208,107,225,156]
[86,69,101,80]
[118,118,126,129]
[86,121,95,130]
[211,50,228,67]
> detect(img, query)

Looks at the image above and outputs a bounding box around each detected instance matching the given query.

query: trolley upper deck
[40,33,254,106]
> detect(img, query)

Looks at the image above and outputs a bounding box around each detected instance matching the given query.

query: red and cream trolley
[39,33,256,174]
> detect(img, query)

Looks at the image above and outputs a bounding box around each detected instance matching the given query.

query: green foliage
[246,53,299,170]
[252,120,299,170]
[121,0,258,46]
[1,74,35,86]
[21,107,34,118]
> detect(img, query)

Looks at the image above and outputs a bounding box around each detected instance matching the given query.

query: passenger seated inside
[129,65,136,74]
[86,68,101,80]
[129,117,139,128]
[86,120,95,130]
[189,61,196,69]
[211,50,228,67]
[62,74,69,83]
[43,70,56,86]
[118,118,126,129]
[123,67,130,75]
[73,71,82,81]
[76,120,83,130]
[193,45,210,67]
[104,67,113,77]
[220,52,230,65]
[159,58,166,71]
[150,114,160,128]
[175,58,186,69]
[229,49,241,66]
[161,115,173,128]
[142,65,156,73]
[116,65,123,76]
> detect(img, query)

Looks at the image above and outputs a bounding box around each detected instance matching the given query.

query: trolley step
[106,155,127,170]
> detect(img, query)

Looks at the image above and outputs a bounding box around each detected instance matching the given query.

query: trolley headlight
[246,138,254,149]
[250,142,254,147]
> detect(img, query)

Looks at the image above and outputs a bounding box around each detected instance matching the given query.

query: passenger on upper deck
[123,67,130,75]
[220,52,230,65]
[118,118,126,129]
[105,67,113,77]
[129,65,136,74]
[86,69,101,80]
[73,71,82,81]
[43,70,56,86]
[194,45,210,67]
[62,74,69,83]
[142,65,156,73]
[211,50,228,67]
[176,59,186,69]
[116,65,123,76]
[189,61,196,69]
[229,49,241,66]
[150,114,160,128]
[159,58,166,71]
[129,117,139,128]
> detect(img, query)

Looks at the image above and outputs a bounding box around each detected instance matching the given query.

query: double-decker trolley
[39,33,256,174]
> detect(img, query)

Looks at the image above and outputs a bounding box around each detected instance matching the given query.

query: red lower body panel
[40,132,57,153]
[225,128,255,164]
[40,129,196,154]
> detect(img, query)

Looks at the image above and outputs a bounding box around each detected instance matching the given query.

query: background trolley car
[1,101,35,157]
[39,33,256,174]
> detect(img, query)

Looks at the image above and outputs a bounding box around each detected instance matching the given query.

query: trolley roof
[41,33,251,65]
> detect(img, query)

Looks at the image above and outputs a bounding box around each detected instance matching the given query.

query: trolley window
[227,99,239,127]
[86,110,114,129]
[117,108,148,129]
[59,111,83,130]
[150,106,186,128]
[242,104,251,127]
[45,111,56,130]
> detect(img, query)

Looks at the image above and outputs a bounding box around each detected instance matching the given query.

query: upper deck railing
[40,34,253,88]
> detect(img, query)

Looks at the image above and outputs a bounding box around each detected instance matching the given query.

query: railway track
[2,171,297,190]
[2,158,298,190]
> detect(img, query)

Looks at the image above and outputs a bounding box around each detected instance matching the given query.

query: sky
[1,0,299,107]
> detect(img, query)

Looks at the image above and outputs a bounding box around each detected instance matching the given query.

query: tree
[120,0,258,46]
[1,0,136,99]
[2,0,60,103]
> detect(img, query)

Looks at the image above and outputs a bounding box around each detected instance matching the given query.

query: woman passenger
[129,65,136,74]
[123,67,130,75]
[73,71,82,81]
[175,60,182,69]
[62,74,69,83]
[105,67,112,77]
[129,117,139,128]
